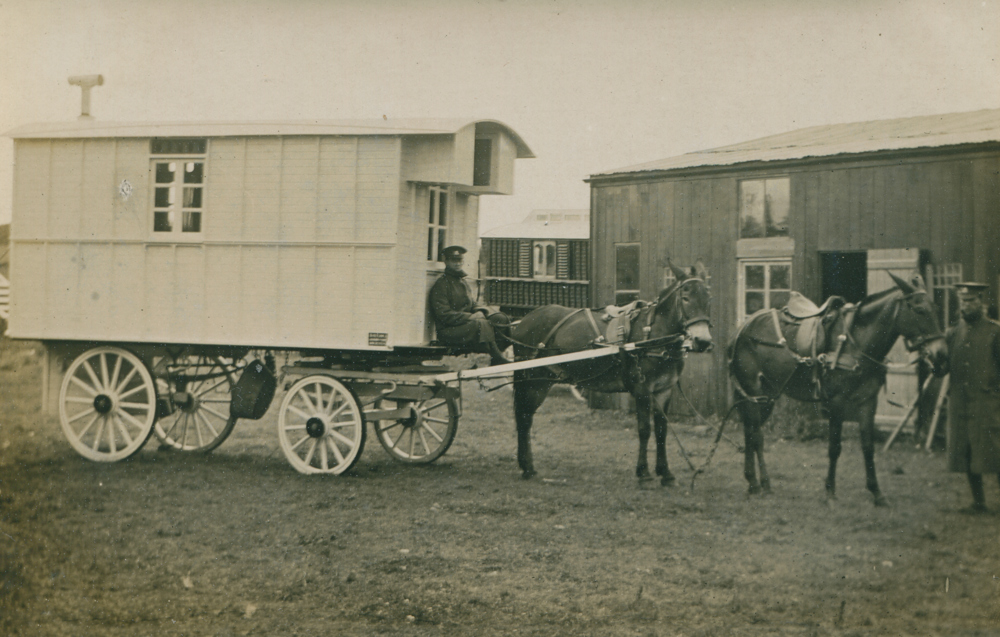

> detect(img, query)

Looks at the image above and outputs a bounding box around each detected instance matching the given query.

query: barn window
[739,178,790,239]
[426,187,449,261]
[615,243,640,305]
[738,259,791,323]
[533,241,556,279]
[931,263,963,327]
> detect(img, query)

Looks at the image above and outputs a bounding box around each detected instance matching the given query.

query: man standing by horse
[945,281,1000,514]
[429,245,511,366]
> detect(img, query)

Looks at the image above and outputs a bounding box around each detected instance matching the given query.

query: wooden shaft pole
[924,374,949,452]
[882,374,935,452]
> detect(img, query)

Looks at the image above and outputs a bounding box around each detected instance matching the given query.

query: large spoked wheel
[278,376,366,475]
[153,356,239,453]
[58,346,157,462]
[373,396,458,464]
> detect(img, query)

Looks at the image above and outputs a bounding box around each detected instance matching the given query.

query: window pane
[770,264,790,289]
[770,290,791,309]
[438,192,447,226]
[155,187,172,208]
[183,211,201,233]
[155,163,174,183]
[740,180,766,239]
[616,291,639,305]
[545,244,556,276]
[183,187,202,208]
[427,228,434,260]
[428,192,436,224]
[437,229,446,261]
[184,162,204,184]
[745,292,765,315]
[615,245,640,290]
[154,211,172,232]
[745,265,765,289]
[764,178,790,237]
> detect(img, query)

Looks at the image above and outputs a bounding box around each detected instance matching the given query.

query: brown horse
[511,262,713,483]
[729,272,947,506]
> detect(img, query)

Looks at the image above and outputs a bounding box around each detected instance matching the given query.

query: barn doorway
[820,251,867,303]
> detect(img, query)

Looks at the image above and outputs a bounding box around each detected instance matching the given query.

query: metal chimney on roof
[68,75,104,120]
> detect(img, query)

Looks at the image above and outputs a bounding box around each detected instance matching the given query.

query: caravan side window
[150,139,207,238]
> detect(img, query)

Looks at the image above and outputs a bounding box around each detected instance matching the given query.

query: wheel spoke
[70,375,99,397]
[109,355,123,396]
[329,427,358,449]
[389,426,406,449]
[74,411,100,436]
[418,429,431,455]
[117,408,149,432]
[64,396,96,405]
[326,436,346,464]
[290,433,310,451]
[99,353,111,391]
[420,422,445,443]
[91,417,107,451]
[302,438,318,466]
[113,413,134,448]
[82,360,104,392]
[118,383,149,401]
[195,411,220,440]
[319,441,329,471]
[119,401,153,411]
[113,367,139,394]
[299,386,319,413]
[287,404,311,421]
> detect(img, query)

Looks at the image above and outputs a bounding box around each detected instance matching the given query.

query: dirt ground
[1,338,998,636]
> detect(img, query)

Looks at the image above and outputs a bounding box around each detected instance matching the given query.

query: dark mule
[729,272,948,506]
[511,263,713,483]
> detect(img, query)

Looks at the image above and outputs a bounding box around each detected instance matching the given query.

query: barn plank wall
[9,136,425,351]
[591,150,1000,413]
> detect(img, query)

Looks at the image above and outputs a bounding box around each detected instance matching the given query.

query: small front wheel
[277,376,365,475]
[373,396,458,464]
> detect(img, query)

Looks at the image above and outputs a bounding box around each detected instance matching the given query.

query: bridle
[892,289,945,353]
[641,277,712,345]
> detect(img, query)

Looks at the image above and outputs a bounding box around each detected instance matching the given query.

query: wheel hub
[171,391,199,413]
[93,394,114,414]
[305,417,326,438]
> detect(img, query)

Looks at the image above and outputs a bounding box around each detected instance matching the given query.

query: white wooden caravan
[5,116,551,473]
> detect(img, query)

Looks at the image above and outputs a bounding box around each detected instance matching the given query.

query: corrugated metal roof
[5,118,535,158]
[592,108,1000,178]
[481,209,590,239]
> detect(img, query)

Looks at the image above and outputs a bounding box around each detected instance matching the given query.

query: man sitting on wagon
[429,245,511,365]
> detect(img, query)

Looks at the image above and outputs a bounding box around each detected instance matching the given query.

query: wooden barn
[586,108,1000,420]
[4,118,534,361]
[480,209,590,318]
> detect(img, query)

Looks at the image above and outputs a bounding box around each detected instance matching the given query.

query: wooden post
[924,374,949,452]
[882,374,934,452]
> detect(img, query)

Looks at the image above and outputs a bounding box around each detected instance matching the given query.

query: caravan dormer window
[533,241,556,279]
[151,139,207,237]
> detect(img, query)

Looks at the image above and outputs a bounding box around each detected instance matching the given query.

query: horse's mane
[853,285,903,323]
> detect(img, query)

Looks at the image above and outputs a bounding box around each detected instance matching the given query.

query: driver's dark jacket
[429,269,480,328]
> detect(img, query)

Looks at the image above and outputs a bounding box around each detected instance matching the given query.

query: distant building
[587,108,1000,419]
[480,209,590,317]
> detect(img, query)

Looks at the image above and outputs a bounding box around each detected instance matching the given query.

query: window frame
[739,177,791,239]
[426,186,450,262]
[149,139,208,242]
[931,262,963,327]
[737,258,792,324]
[614,243,641,306]
[532,240,557,280]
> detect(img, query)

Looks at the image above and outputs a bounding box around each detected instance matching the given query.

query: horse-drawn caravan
[5,114,547,473]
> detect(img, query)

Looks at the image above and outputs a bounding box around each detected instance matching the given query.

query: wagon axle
[93,393,115,415]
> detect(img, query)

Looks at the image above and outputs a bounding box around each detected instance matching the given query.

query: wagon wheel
[58,346,157,462]
[277,376,366,475]
[153,356,239,453]
[373,396,458,464]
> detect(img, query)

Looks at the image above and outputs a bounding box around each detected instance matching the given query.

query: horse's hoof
[748,485,763,496]
[638,475,655,483]
[873,495,889,507]
[661,474,676,487]
[521,470,536,480]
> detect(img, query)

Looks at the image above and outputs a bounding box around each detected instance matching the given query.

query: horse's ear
[910,272,927,290]
[667,260,689,282]
[693,260,709,280]
[888,271,916,294]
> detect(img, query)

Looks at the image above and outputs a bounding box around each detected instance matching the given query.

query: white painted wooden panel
[279,137,319,243]
[174,246,206,342]
[206,138,246,242]
[109,243,145,340]
[240,246,280,344]
[13,141,51,239]
[113,139,149,241]
[8,244,47,336]
[49,142,83,241]
[144,245,176,341]
[81,140,115,239]
[351,247,395,345]
[47,243,81,335]
[203,245,243,343]
[315,246,356,345]
[317,138,358,243]
[78,243,113,336]
[277,246,316,346]
[868,248,921,427]
[356,137,400,244]
[244,139,282,241]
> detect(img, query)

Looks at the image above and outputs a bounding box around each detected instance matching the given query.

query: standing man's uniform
[429,245,510,365]
[946,281,1000,514]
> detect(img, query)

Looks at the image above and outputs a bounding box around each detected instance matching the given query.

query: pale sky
[1,0,998,230]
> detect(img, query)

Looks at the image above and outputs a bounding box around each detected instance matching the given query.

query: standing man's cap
[955,282,989,293]
[441,245,467,259]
